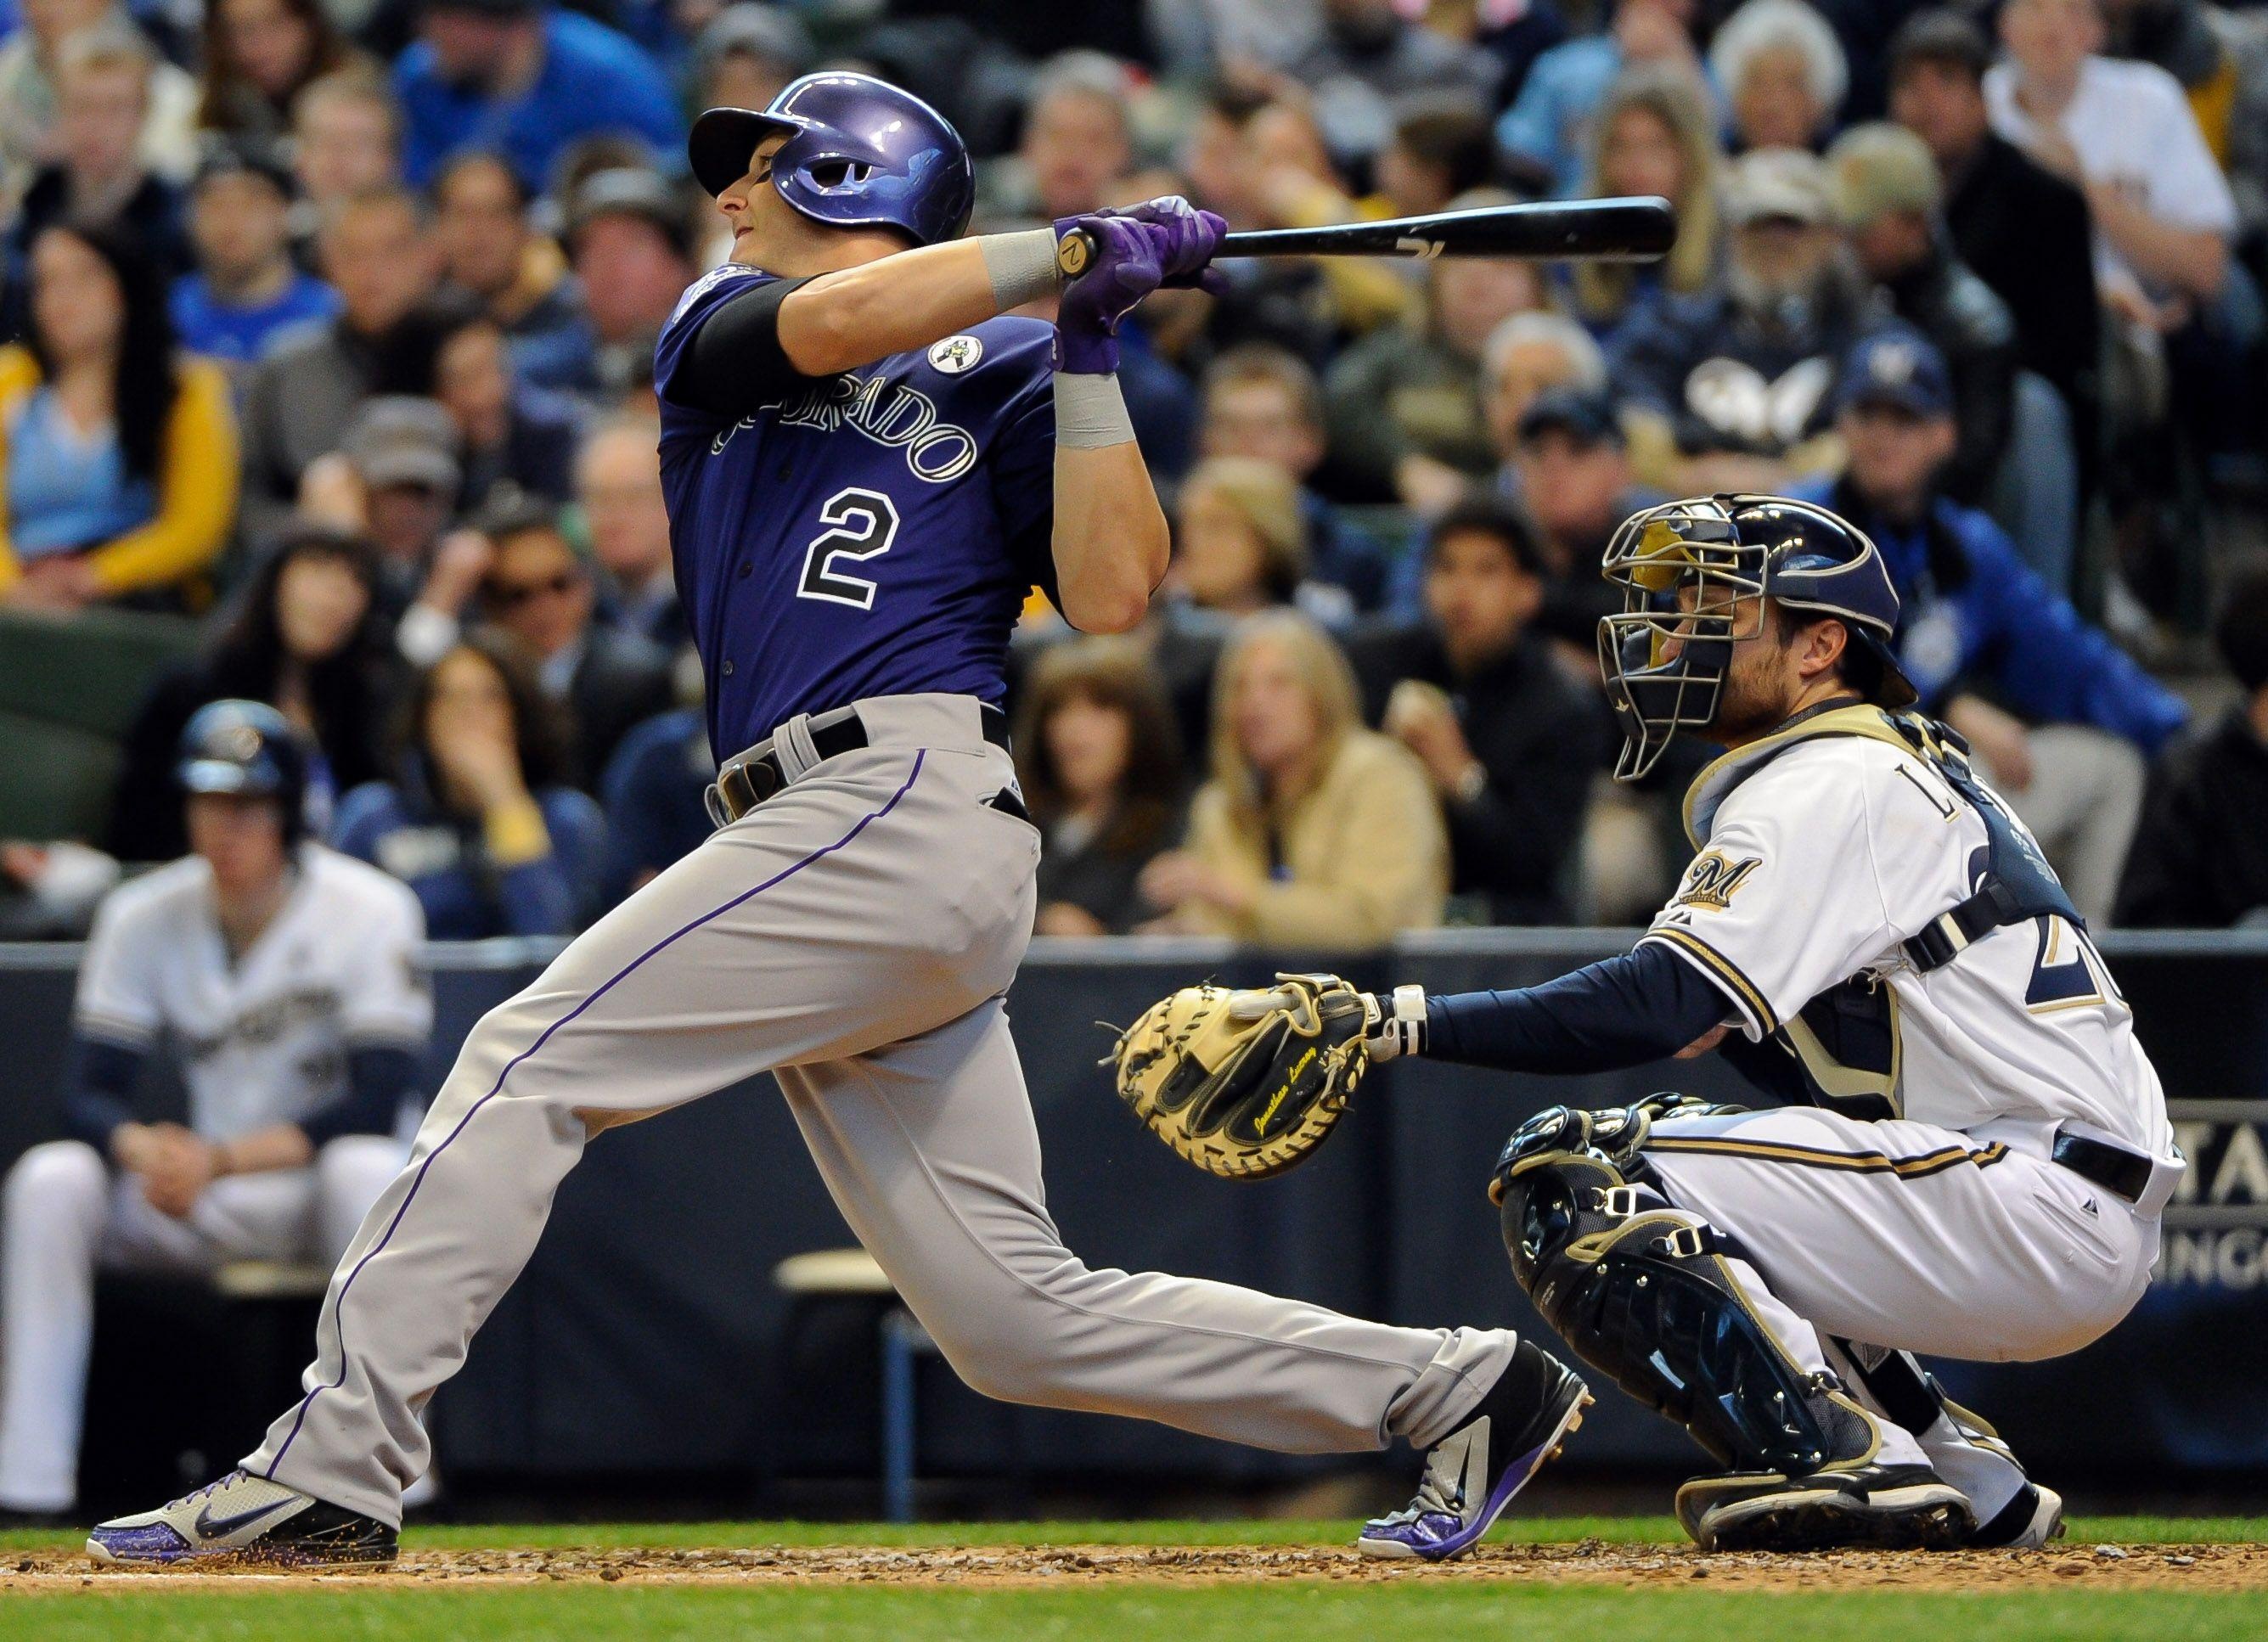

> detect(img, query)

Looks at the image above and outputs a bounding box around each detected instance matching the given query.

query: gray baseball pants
[244,694,1514,1527]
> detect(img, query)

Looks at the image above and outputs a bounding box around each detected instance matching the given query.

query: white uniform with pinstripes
[1614,707,2178,1477]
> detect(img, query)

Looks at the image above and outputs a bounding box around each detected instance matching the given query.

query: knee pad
[1497,1153,1868,1476]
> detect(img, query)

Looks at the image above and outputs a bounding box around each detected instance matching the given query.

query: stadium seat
[0,607,201,740]
[0,710,125,842]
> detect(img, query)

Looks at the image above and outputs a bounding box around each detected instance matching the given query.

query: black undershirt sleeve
[61,1034,147,1152]
[667,274,820,420]
[1422,942,1736,1075]
[296,1045,419,1149]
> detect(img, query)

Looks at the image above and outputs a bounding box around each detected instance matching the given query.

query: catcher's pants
[1632,1105,2160,1493]
[243,694,1513,1527]
[0,1135,405,1512]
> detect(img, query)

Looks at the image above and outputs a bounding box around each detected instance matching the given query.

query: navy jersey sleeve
[988,347,1061,610]
[654,265,814,426]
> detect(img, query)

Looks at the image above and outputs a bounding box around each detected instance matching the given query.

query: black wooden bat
[1054,197,1677,278]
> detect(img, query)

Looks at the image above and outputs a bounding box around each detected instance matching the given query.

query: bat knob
[1055,228,1095,279]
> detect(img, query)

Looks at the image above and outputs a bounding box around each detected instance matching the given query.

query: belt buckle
[707,754,784,826]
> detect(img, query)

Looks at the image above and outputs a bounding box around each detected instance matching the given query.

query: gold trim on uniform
[1640,927,1780,1035]
[1646,1134,2010,1179]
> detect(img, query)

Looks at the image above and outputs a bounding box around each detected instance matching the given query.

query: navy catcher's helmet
[177,699,310,842]
[689,72,975,246]
[1596,493,1917,780]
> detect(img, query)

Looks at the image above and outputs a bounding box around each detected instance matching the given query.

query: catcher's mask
[1595,493,1917,780]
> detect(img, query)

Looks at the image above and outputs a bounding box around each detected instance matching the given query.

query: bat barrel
[1219,197,1678,263]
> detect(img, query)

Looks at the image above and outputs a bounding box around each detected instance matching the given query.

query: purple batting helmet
[689,71,976,247]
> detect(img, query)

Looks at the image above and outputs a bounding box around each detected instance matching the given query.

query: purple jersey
[655,263,1058,756]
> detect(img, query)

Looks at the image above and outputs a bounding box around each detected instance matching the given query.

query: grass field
[4,1516,2264,1641]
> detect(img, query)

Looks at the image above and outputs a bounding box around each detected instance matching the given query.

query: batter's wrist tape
[1052,371,1136,449]
[979,228,1063,311]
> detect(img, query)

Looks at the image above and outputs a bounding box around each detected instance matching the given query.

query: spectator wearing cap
[466,490,673,786]
[1198,344,1388,612]
[335,627,607,936]
[394,0,683,191]
[1607,146,1870,497]
[1567,65,1724,335]
[307,395,464,616]
[195,0,364,144]
[288,68,403,228]
[1888,10,2100,490]
[577,415,680,649]
[1709,0,1846,153]
[1503,385,1662,652]
[0,220,236,612]
[1827,123,2018,509]
[1496,0,1708,198]
[0,2,198,199]
[7,31,193,285]
[169,140,340,368]
[1795,326,2186,925]
[1345,495,1611,925]
[2117,565,2268,929]
[432,310,582,510]
[563,166,695,404]
[429,149,591,395]
[992,50,1134,223]
[690,4,815,119]
[1322,200,1550,511]
[237,188,443,547]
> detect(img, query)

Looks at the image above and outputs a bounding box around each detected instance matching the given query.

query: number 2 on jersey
[798,487,900,610]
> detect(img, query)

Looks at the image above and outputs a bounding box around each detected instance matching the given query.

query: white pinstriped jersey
[1641,706,2174,1161]
[74,846,431,1142]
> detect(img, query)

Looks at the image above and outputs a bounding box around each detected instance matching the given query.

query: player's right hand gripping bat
[1055,195,1677,278]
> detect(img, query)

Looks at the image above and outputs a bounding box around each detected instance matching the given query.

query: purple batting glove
[1110,195,1230,295]
[1052,213,1163,374]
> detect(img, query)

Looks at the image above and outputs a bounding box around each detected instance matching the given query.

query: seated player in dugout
[1270,495,2182,1553]
[0,702,430,1526]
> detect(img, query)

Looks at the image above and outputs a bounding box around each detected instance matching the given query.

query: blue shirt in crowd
[1796,479,2191,754]
[599,706,713,899]
[394,9,684,189]
[169,272,340,368]
[332,777,609,939]
[1495,36,1626,197]
[4,389,154,557]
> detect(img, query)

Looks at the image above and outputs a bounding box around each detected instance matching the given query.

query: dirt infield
[11,1539,2267,1594]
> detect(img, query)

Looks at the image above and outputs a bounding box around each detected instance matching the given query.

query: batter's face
[188,791,290,897]
[718,135,796,267]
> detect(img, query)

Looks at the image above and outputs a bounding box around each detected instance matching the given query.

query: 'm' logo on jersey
[927,335,983,374]
[1674,851,1761,911]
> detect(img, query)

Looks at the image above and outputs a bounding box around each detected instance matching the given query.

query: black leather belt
[2051,1127,2153,1205]
[706,706,1012,827]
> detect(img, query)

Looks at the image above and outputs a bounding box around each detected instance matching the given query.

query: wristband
[979,228,1064,311]
[1052,371,1136,449]
[1364,985,1431,1061]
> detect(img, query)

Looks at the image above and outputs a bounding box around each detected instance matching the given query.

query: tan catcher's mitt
[1107,973,1371,1180]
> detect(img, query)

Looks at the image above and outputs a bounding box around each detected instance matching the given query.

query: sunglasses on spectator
[487,571,581,607]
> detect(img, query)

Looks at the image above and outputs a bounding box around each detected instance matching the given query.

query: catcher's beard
[1702,625,1800,745]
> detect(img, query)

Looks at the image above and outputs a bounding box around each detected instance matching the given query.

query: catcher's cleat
[87,1470,397,1567]
[1966,1481,2064,1549]
[1359,1338,1590,1561]
[1674,1460,1973,1553]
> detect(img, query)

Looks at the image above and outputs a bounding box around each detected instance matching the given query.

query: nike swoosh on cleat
[195,1498,295,1539]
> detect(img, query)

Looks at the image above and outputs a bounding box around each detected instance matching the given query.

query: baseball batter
[90,75,1587,1566]
[2,703,427,1521]
[1319,494,2182,1551]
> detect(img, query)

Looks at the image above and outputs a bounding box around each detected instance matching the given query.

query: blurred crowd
[2,0,2266,948]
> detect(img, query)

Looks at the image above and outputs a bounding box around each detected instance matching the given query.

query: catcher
[1117,494,2180,1554]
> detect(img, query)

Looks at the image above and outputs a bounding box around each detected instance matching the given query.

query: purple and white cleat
[87,1470,396,1567]
[1359,1339,1590,1561]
